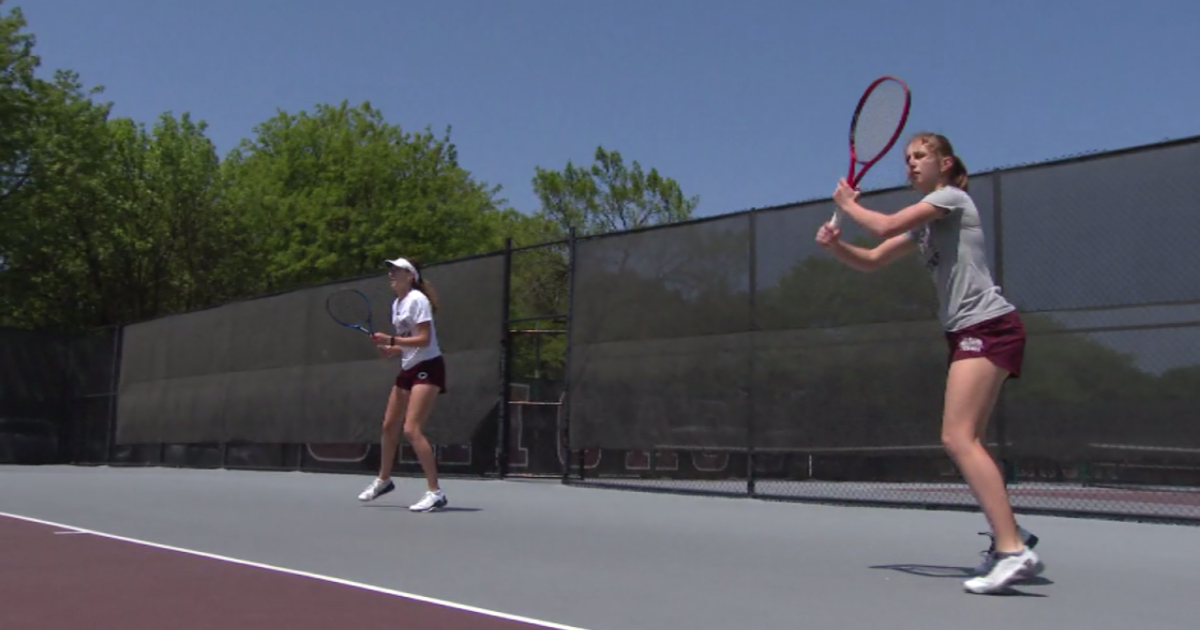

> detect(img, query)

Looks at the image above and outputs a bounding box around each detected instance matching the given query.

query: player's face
[387,267,413,293]
[903,141,946,192]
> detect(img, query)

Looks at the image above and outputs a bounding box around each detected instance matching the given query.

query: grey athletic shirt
[907,186,1013,331]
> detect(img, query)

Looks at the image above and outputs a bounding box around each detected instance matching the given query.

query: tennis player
[815,132,1042,594]
[356,257,449,513]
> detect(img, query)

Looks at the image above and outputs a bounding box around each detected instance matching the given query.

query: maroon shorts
[945,310,1026,379]
[394,355,447,393]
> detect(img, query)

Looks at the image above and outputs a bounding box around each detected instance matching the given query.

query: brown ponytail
[908,132,969,191]
[949,155,969,191]
[415,277,439,314]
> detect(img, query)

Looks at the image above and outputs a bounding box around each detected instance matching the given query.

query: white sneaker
[974,525,1038,575]
[964,547,1044,594]
[357,478,394,502]
[408,489,448,512]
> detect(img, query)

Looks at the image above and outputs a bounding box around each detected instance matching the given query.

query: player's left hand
[815,222,841,248]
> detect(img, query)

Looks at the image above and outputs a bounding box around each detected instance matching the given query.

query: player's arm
[833,179,947,239]
[822,230,916,273]
[388,322,431,348]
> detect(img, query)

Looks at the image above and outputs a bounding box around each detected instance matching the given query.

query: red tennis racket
[829,76,911,229]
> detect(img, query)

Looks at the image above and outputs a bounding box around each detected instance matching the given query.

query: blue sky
[16,0,1199,219]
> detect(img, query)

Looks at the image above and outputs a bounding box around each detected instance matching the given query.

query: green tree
[0,0,241,331]
[513,147,701,383]
[0,1,38,207]
[500,210,571,382]
[98,111,246,318]
[532,146,698,236]
[0,68,114,328]
[221,101,509,292]
[0,71,236,329]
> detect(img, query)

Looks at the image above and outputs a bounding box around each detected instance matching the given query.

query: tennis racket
[325,288,375,336]
[829,76,911,229]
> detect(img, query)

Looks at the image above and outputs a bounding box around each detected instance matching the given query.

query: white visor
[383,257,419,280]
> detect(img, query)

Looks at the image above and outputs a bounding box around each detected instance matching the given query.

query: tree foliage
[0,61,242,328]
[532,145,698,236]
[221,102,509,291]
[0,1,38,207]
[0,4,525,330]
[505,146,702,381]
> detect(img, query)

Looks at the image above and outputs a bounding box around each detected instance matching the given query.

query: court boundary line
[0,511,593,630]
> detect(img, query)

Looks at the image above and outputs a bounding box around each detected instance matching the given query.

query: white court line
[0,511,593,630]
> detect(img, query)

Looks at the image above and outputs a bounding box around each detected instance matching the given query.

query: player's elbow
[859,251,882,273]
[412,323,432,347]
[862,248,896,273]
[864,225,891,240]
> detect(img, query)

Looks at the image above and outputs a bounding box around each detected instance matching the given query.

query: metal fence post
[58,332,74,464]
[105,325,123,465]
[561,228,578,483]
[496,238,514,479]
[991,171,1016,486]
[747,211,758,497]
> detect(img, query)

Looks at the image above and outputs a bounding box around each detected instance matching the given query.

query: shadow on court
[360,505,483,513]
[870,564,1053,597]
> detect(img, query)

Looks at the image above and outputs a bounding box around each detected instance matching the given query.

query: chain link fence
[562,137,1200,523]
[48,252,508,477]
[4,136,1198,523]
[0,325,118,465]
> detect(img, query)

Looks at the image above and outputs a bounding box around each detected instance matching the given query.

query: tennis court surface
[1,515,549,630]
[2,465,1197,630]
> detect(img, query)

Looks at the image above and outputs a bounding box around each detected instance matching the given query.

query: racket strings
[853,81,909,162]
[327,290,372,328]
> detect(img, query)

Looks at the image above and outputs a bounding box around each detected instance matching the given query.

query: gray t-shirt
[908,186,1013,331]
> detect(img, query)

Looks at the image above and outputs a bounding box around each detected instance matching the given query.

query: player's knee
[382,390,408,430]
[403,423,423,443]
[941,425,977,457]
[940,431,957,454]
[382,413,403,434]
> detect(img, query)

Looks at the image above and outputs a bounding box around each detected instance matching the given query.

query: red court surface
[0,514,579,630]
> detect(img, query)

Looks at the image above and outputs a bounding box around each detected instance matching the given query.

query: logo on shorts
[958,337,984,353]
[417,372,428,380]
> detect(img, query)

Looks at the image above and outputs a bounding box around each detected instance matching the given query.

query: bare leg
[970,379,1025,537]
[941,357,1022,552]
[403,383,440,491]
[378,386,408,480]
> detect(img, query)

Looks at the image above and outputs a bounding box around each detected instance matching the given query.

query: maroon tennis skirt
[945,310,1026,378]
[394,355,447,393]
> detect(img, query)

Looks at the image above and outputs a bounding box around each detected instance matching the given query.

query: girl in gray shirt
[815,132,1043,595]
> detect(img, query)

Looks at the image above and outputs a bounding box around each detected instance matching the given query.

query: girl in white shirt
[357,257,448,513]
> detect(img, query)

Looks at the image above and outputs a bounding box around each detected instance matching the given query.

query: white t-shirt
[390,289,441,370]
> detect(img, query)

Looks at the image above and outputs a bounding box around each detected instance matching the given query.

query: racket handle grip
[828,209,840,229]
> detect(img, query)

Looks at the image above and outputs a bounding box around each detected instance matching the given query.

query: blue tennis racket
[325,288,375,336]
